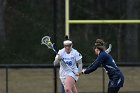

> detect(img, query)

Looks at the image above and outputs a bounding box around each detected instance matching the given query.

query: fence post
[53,0,58,92]
[53,67,57,93]
[102,68,105,93]
[6,66,8,93]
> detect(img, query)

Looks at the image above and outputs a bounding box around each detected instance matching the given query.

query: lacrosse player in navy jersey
[82,39,124,93]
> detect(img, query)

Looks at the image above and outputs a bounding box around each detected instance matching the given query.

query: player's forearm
[53,59,59,66]
[54,54,61,66]
[84,64,98,74]
[84,58,102,74]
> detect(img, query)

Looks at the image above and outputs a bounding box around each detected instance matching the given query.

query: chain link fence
[0,64,140,93]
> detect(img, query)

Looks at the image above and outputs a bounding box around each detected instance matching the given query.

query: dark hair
[64,35,69,40]
[94,39,106,51]
[64,35,73,42]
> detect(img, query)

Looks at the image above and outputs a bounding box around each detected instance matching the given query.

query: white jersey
[57,48,82,81]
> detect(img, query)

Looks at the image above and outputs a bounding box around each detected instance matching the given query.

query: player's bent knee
[65,87,71,93]
[65,85,72,93]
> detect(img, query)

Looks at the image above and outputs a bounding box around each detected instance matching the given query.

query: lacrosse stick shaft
[61,59,76,74]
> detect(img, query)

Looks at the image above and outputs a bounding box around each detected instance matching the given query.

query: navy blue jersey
[84,51,124,87]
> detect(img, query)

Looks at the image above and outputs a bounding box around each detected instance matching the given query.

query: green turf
[0,67,139,93]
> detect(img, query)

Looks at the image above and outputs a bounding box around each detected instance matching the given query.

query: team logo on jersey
[63,58,70,60]
[71,57,74,60]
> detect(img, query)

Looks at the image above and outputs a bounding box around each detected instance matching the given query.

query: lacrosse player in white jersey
[54,36,83,93]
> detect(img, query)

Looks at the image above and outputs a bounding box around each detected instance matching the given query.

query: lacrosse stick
[41,36,76,74]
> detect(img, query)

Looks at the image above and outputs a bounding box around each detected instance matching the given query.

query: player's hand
[82,69,86,74]
[75,72,81,76]
[55,54,61,61]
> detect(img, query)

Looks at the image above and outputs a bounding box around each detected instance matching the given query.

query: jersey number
[65,61,72,66]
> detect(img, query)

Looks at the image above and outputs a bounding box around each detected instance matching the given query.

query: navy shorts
[108,71,124,88]
[108,87,120,93]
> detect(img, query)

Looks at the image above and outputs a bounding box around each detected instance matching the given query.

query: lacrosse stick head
[41,36,53,49]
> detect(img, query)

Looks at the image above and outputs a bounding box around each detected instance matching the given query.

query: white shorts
[60,72,79,85]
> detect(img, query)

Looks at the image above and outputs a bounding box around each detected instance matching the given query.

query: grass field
[0,67,140,93]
